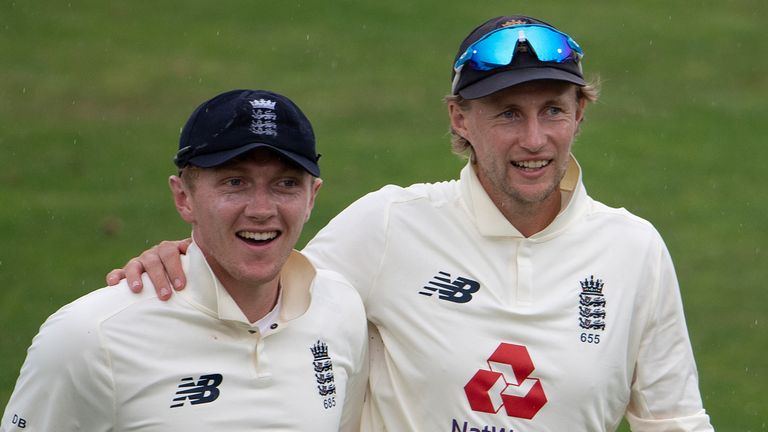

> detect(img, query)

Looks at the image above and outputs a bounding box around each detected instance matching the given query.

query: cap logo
[249,98,276,109]
[249,98,278,137]
[501,19,529,27]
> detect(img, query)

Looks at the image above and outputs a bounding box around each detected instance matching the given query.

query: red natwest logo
[464,343,547,419]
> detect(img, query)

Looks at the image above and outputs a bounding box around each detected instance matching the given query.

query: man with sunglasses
[104,16,713,431]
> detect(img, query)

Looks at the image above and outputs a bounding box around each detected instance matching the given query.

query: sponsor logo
[10,414,27,428]
[420,271,480,303]
[464,343,547,420]
[170,374,223,408]
[451,419,513,432]
[311,340,337,409]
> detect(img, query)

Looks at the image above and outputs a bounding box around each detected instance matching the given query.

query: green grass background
[1,1,766,430]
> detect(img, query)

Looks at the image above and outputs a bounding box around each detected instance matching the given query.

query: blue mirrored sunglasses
[452,24,583,93]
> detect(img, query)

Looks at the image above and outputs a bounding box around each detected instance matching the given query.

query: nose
[519,117,546,152]
[243,189,277,221]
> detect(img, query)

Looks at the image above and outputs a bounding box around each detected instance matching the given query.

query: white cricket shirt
[2,243,368,432]
[304,157,713,431]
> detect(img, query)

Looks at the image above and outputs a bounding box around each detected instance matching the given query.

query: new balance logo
[170,374,223,408]
[420,271,480,303]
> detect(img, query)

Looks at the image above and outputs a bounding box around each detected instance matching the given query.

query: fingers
[138,247,174,300]
[106,269,126,286]
[156,240,188,292]
[124,256,151,294]
[105,238,192,301]
[179,238,192,254]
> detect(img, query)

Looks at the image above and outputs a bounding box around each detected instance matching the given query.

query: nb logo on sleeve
[419,271,480,303]
[10,414,27,428]
[170,374,223,408]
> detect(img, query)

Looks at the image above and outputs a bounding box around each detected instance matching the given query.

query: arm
[338,347,369,432]
[625,241,714,431]
[105,238,192,300]
[334,279,370,432]
[1,301,114,431]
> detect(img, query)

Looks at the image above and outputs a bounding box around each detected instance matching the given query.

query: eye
[545,106,564,116]
[277,178,300,188]
[500,110,520,120]
[225,178,244,187]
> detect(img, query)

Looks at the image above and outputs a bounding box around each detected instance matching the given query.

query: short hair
[444,79,601,160]
[179,165,202,190]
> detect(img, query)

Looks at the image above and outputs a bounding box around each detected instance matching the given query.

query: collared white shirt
[304,155,713,431]
[2,243,368,432]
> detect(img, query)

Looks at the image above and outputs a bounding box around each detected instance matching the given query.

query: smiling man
[106,15,712,431]
[1,90,368,431]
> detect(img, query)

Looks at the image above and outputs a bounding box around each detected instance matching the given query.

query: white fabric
[2,243,368,432]
[304,157,713,431]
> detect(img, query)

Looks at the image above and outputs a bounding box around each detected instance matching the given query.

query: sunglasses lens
[523,26,577,62]
[464,30,519,70]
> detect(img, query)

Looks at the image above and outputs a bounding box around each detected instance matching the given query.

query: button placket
[246,328,271,378]
[517,240,533,305]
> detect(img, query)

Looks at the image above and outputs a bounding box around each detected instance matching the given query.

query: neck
[222,277,281,324]
[493,190,562,238]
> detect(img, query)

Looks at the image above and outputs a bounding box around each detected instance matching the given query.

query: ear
[575,95,587,124]
[169,175,195,224]
[305,177,323,222]
[448,100,470,141]
[448,101,471,140]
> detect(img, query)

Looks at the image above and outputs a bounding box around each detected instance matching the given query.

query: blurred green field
[1,1,766,430]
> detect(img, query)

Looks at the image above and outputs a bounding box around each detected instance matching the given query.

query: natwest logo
[464,343,547,419]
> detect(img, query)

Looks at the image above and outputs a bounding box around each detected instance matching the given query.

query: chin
[512,184,560,205]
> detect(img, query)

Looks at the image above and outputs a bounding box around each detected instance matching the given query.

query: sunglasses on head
[452,24,583,93]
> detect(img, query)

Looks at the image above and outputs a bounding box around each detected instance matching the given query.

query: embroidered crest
[310,340,337,408]
[501,19,529,27]
[578,275,606,331]
[248,98,278,136]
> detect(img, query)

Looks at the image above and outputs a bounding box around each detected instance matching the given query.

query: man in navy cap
[108,16,713,431]
[1,90,368,431]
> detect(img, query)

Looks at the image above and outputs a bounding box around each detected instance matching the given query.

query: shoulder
[312,269,365,310]
[585,198,666,247]
[347,179,459,212]
[307,179,458,249]
[310,270,367,331]
[27,280,159,365]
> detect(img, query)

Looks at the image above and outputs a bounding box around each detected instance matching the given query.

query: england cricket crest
[249,98,278,136]
[310,340,336,396]
[579,275,606,331]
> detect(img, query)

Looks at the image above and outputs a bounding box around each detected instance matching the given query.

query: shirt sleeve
[303,187,394,303]
[625,240,714,431]
[336,299,370,432]
[1,300,115,432]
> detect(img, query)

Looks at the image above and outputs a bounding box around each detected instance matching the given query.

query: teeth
[513,160,550,169]
[238,231,277,241]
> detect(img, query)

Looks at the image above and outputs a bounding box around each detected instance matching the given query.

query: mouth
[236,230,279,245]
[511,159,551,171]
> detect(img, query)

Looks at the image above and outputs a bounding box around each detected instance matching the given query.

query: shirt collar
[179,241,314,325]
[459,154,587,239]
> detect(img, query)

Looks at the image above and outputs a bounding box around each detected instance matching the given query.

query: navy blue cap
[452,16,585,99]
[175,89,320,176]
